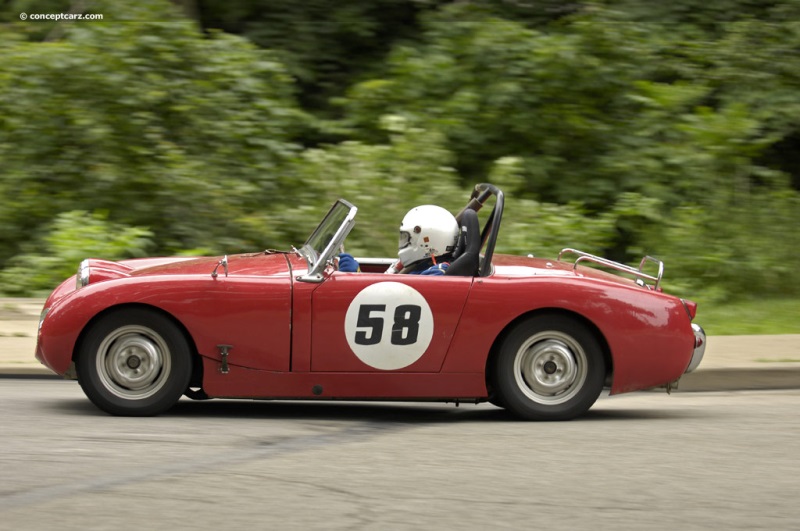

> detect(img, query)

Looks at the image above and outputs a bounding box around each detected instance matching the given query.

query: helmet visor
[398,231,411,250]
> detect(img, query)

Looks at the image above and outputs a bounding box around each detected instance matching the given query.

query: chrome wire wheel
[513,331,588,405]
[95,324,172,401]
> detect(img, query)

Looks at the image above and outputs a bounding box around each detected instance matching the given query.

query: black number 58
[355,304,421,346]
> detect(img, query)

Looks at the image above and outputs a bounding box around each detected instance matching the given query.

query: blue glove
[419,263,448,276]
[338,253,360,272]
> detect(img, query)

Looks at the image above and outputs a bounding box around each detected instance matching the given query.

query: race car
[35,183,705,420]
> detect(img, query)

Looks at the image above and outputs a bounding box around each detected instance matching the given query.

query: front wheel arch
[74,304,201,415]
[73,303,202,387]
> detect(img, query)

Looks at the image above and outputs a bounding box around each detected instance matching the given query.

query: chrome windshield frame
[297,199,358,283]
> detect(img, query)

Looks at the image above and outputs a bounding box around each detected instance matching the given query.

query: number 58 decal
[344,282,434,370]
[355,304,421,346]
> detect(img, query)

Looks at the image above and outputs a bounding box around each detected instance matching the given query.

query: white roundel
[344,282,434,370]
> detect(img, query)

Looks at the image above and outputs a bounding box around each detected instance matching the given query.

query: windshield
[298,199,357,281]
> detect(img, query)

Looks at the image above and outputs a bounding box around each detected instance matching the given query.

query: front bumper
[685,323,706,373]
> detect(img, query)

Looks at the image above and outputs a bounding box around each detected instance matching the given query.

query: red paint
[36,249,697,401]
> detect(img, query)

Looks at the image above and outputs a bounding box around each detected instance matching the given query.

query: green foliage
[283,117,465,257]
[657,191,800,301]
[0,0,304,271]
[345,4,655,205]
[339,2,800,300]
[196,0,424,113]
[697,297,800,336]
[0,0,71,41]
[0,211,152,295]
[285,131,620,262]
[487,158,617,258]
[1,0,799,304]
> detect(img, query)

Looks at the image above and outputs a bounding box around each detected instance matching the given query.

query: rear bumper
[685,323,706,373]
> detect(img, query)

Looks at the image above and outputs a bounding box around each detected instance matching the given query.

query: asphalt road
[1,381,799,530]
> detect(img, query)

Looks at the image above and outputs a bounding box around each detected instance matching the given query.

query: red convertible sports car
[36,183,705,420]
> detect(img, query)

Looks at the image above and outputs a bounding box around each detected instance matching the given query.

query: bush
[0,211,152,295]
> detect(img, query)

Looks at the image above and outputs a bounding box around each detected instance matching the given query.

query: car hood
[80,253,293,284]
[42,252,296,315]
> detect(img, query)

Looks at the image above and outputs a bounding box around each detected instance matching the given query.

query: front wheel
[493,315,605,421]
[77,308,192,416]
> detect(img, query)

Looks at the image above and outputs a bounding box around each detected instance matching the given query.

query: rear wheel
[493,315,605,421]
[77,308,192,416]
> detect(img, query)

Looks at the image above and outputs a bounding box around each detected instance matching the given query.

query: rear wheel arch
[485,308,613,400]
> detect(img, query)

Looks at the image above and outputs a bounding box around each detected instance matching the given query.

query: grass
[696,297,800,336]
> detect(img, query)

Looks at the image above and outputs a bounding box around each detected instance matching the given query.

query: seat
[445,208,480,277]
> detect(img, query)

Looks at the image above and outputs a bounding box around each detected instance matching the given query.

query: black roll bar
[455,183,504,277]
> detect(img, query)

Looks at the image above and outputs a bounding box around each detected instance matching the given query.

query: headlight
[76,259,90,289]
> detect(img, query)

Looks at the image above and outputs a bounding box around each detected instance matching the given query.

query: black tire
[485,361,507,409]
[76,308,192,416]
[487,396,506,409]
[493,315,605,421]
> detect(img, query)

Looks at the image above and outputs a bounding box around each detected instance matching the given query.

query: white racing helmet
[397,205,459,267]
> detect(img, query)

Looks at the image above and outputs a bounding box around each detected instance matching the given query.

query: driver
[338,205,460,276]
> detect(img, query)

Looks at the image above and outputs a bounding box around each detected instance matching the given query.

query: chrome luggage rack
[557,248,664,290]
